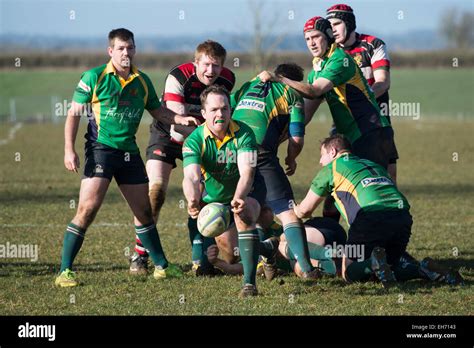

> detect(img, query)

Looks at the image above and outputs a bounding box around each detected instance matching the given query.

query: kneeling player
[294,134,464,287]
[182,85,277,297]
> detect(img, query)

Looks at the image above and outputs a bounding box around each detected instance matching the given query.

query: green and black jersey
[310,152,409,224]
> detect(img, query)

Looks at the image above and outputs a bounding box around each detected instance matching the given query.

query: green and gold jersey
[182,120,257,204]
[308,44,390,144]
[72,60,161,153]
[231,77,305,152]
[310,152,409,225]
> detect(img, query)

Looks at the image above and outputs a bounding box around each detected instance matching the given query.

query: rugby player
[231,63,321,280]
[182,85,278,297]
[259,16,398,224]
[55,28,198,287]
[294,134,464,286]
[326,3,398,183]
[130,40,236,276]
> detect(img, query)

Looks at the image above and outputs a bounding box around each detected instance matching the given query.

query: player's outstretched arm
[149,105,201,127]
[304,97,324,125]
[64,101,87,173]
[294,190,325,219]
[183,164,202,218]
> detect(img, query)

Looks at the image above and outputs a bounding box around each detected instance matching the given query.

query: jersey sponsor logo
[361,176,393,187]
[235,99,265,112]
[153,149,167,157]
[182,147,194,156]
[104,107,142,123]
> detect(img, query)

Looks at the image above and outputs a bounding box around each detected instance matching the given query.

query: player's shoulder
[82,63,108,80]
[167,62,196,83]
[136,68,153,83]
[358,33,386,48]
[233,120,254,137]
[218,67,236,84]
[183,125,205,146]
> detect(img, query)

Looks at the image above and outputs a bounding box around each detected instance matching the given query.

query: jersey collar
[312,43,337,70]
[204,120,240,149]
[106,60,140,88]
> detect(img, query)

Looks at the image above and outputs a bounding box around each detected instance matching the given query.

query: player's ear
[107,46,113,57]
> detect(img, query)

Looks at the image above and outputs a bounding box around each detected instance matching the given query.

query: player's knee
[257,205,274,229]
[238,198,260,226]
[149,182,167,216]
[76,205,99,227]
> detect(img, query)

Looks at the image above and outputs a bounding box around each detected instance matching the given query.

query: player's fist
[187,201,200,219]
[231,198,246,214]
[64,149,80,173]
[175,115,201,127]
[285,157,297,176]
[258,70,278,83]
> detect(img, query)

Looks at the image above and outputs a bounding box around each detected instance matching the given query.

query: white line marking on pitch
[0,123,23,146]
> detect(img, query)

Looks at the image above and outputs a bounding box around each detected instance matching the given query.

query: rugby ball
[197,203,231,238]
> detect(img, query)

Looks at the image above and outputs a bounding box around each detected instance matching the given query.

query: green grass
[0,116,473,315]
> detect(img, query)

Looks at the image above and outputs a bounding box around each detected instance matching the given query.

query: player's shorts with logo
[84,141,148,185]
[146,124,184,168]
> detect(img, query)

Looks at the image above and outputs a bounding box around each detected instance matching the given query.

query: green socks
[188,216,215,268]
[135,223,168,268]
[286,242,336,275]
[238,229,260,285]
[283,222,313,273]
[60,223,86,272]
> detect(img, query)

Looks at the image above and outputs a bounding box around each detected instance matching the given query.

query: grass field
[0,68,473,315]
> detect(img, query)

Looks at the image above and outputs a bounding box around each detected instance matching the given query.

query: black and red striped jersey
[344,33,390,87]
[152,62,235,140]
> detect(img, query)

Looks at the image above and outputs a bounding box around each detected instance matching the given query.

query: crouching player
[182,85,278,297]
[294,134,464,287]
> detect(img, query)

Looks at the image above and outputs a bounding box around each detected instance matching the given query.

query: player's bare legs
[215,225,239,264]
[130,160,172,273]
[71,177,110,229]
[146,160,173,221]
[120,183,181,277]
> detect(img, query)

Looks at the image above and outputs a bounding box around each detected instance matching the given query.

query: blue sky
[1,0,473,38]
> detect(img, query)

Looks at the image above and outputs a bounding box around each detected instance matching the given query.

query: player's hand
[258,70,278,83]
[206,245,219,265]
[187,201,200,219]
[231,198,246,214]
[64,149,80,173]
[175,115,201,127]
[285,157,297,176]
[293,203,304,219]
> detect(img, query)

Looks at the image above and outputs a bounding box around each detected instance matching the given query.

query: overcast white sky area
[1,0,473,38]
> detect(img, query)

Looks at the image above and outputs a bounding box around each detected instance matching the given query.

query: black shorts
[146,125,183,168]
[346,209,412,266]
[83,141,148,185]
[352,127,399,168]
[304,217,347,247]
[257,150,294,214]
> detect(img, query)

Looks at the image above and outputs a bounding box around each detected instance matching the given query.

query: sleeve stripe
[163,92,185,103]
[372,59,390,70]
